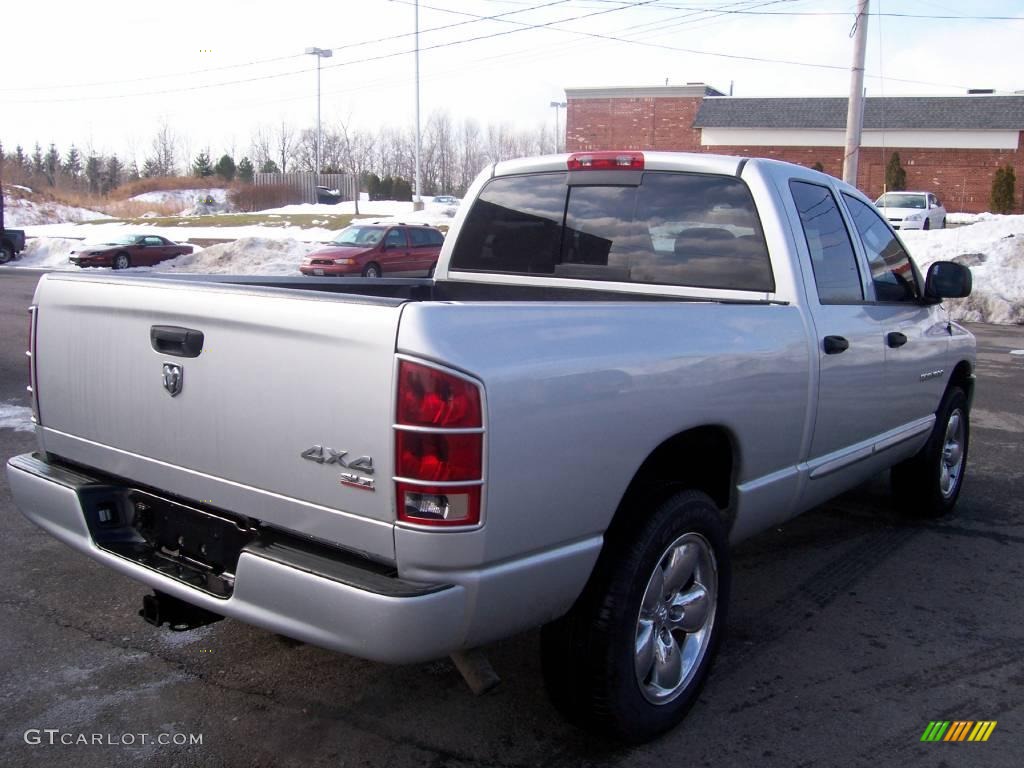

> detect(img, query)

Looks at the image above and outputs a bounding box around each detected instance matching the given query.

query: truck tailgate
[33,274,402,561]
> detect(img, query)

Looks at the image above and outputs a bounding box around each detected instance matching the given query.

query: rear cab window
[449,171,774,293]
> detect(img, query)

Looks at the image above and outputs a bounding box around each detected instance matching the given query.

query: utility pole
[305,47,333,179]
[413,0,423,211]
[842,0,869,187]
[549,101,566,153]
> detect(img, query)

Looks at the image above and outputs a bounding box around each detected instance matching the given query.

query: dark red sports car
[69,234,193,270]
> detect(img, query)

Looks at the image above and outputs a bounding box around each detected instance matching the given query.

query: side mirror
[925,261,972,300]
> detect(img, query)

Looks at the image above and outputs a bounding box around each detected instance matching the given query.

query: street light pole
[304,46,333,179]
[414,0,423,210]
[549,101,566,153]
[842,0,869,187]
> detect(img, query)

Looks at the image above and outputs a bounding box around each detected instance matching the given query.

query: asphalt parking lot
[0,269,1020,768]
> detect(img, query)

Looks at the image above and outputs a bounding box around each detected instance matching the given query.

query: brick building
[565,85,1024,213]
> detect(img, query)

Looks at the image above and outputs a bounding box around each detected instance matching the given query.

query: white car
[874,191,947,230]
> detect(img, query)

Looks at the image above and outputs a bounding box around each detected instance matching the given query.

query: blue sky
[2,0,1021,163]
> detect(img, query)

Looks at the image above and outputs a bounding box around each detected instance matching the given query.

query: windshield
[876,194,926,209]
[332,227,384,246]
[103,235,140,245]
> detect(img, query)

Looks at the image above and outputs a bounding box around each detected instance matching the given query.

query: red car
[69,234,193,270]
[300,224,444,278]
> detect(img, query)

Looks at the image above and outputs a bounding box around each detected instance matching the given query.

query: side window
[386,229,406,248]
[428,229,445,246]
[789,180,863,303]
[408,228,428,247]
[143,237,162,246]
[843,194,921,302]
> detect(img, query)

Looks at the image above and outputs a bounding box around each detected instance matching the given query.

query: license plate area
[314,268,325,275]
[84,488,258,598]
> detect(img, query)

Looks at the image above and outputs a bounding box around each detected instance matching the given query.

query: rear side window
[843,194,921,302]
[409,228,430,246]
[789,180,863,304]
[449,171,773,292]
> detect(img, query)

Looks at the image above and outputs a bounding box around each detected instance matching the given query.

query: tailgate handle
[150,326,204,358]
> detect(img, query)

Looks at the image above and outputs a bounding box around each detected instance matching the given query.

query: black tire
[0,242,13,265]
[923,218,931,231]
[891,386,969,517]
[540,490,730,743]
[941,217,947,229]
[362,262,381,278]
[113,252,131,270]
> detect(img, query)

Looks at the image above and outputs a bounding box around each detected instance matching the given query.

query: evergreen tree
[192,151,214,177]
[14,145,28,174]
[393,178,413,202]
[236,155,252,182]
[105,155,123,193]
[990,165,1016,214]
[258,159,279,174]
[811,161,825,173]
[141,157,161,178]
[63,145,83,183]
[365,172,382,201]
[380,175,394,200]
[44,144,60,186]
[85,155,103,194]
[885,152,907,192]
[214,153,236,181]
[31,144,44,178]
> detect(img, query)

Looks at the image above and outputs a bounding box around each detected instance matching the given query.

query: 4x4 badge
[162,363,183,397]
[300,445,375,475]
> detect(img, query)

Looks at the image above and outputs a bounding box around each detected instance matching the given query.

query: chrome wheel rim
[634,532,717,705]
[940,408,966,498]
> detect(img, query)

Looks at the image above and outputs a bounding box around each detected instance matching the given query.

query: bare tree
[145,120,179,177]
[338,120,374,214]
[250,124,274,170]
[275,121,296,174]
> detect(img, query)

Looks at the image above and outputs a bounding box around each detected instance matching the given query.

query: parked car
[315,186,342,205]
[300,223,444,277]
[8,151,975,743]
[432,195,458,205]
[874,191,947,230]
[69,235,193,269]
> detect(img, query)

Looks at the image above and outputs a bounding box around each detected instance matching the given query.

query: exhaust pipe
[140,591,224,632]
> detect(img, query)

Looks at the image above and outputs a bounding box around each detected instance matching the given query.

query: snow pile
[22,220,339,245]
[2,196,109,226]
[903,214,1024,325]
[0,402,34,432]
[262,196,458,227]
[130,188,228,210]
[946,211,1005,226]
[157,237,314,274]
[16,237,80,269]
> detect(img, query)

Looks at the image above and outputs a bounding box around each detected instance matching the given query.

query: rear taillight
[26,306,39,424]
[567,151,644,170]
[395,360,484,527]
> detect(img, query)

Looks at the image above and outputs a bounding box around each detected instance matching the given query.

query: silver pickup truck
[7,152,975,742]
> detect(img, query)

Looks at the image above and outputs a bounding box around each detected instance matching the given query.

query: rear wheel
[540,490,730,743]
[892,386,969,517]
[362,262,381,278]
[113,252,131,270]
[0,243,13,264]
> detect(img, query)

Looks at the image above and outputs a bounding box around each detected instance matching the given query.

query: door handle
[150,325,204,358]
[887,331,908,348]
[823,335,849,355]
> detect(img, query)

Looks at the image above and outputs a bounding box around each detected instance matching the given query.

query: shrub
[885,152,907,192]
[811,161,825,173]
[393,178,413,202]
[365,172,382,201]
[990,165,1016,214]
[379,176,394,200]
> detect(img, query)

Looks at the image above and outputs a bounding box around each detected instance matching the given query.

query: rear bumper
[6,453,468,664]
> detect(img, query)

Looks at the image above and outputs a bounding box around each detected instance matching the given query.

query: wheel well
[948,360,974,406]
[607,426,736,541]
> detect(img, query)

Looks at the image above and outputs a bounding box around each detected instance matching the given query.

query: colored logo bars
[921,721,997,742]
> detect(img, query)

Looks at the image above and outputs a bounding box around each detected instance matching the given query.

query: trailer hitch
[140,591,224,632]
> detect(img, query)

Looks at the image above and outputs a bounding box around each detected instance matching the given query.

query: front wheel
[540,490,730,743]
[362,262,381,278]
[0,243,13,264]
[113,252,131,270]
[892,386,969,517]
[923,218,931,231]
